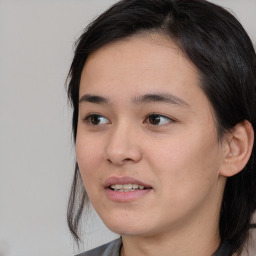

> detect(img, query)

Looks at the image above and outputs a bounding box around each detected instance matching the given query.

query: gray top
[76,238,122,256]
[76,238,231,256]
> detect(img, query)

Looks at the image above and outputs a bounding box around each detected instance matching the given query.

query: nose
[103,122,142,166]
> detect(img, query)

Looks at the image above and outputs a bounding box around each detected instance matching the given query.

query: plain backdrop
[0,1,255,256]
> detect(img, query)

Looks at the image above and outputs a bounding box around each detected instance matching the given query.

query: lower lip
[105,188,152,202]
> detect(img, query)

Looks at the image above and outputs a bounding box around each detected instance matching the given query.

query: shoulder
[75,238,122,256]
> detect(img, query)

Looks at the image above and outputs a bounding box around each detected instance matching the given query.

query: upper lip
[104,176,152,188]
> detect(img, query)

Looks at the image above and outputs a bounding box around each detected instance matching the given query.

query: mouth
[109,183,148,192]
[104,176,152,202]
[104,176,152,190]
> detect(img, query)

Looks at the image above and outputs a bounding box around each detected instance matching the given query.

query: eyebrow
[79,92,189,107]
[132,93,189,107]
[79,94,109,104]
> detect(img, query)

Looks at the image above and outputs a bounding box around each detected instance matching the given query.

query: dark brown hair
[66,1,256,254]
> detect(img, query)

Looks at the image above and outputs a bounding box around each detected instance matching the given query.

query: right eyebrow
[132,92,190,108]
[79,94,109,104]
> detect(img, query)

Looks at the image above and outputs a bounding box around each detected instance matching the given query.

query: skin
[76,33,230,256]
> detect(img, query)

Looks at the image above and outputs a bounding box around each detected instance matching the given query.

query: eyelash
[83,113,175,126]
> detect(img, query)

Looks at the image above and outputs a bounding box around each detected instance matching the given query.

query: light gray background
[0,1,255,256]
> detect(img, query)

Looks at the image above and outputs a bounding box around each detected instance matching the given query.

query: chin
[102,217,158,237]
[100,215,143,235]
[108,226,151,237]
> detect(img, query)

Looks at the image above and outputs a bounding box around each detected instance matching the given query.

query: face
[76,34,227,238]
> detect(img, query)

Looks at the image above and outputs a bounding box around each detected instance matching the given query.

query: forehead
[82,33,194,83]
[79,33,210,112]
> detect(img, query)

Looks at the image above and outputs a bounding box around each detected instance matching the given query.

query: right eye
[84,114,110,126]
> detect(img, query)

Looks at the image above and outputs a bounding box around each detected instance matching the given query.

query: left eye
[84,114,110,125]
[146,114,172,125]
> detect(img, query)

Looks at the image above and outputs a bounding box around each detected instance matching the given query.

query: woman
[66,0,256,255]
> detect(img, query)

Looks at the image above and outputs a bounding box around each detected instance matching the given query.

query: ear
[220,120,254,177]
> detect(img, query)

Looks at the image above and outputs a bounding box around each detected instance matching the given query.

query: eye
[146,113,173,125]
[84,114,110,126]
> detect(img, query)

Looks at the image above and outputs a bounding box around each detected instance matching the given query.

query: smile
[110,184,145,191]
[104,176,152,202]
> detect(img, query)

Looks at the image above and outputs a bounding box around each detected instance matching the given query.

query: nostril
[106,157,134,165]
[124,158,132,162]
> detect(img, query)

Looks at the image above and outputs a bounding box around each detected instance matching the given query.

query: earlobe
[220,120,254,177]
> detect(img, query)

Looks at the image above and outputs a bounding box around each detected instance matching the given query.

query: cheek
[149,130,222,197]
[75,132,104,186]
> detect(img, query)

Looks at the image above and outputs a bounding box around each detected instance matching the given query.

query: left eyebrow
[132,93,190,107]
[79,94,109,104]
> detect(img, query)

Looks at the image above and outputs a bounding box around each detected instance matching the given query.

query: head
[67,0,256,254]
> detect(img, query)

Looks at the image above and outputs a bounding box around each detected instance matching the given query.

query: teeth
[123,184,133,189]
[110,184,145,191]
[114,184,123,189]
